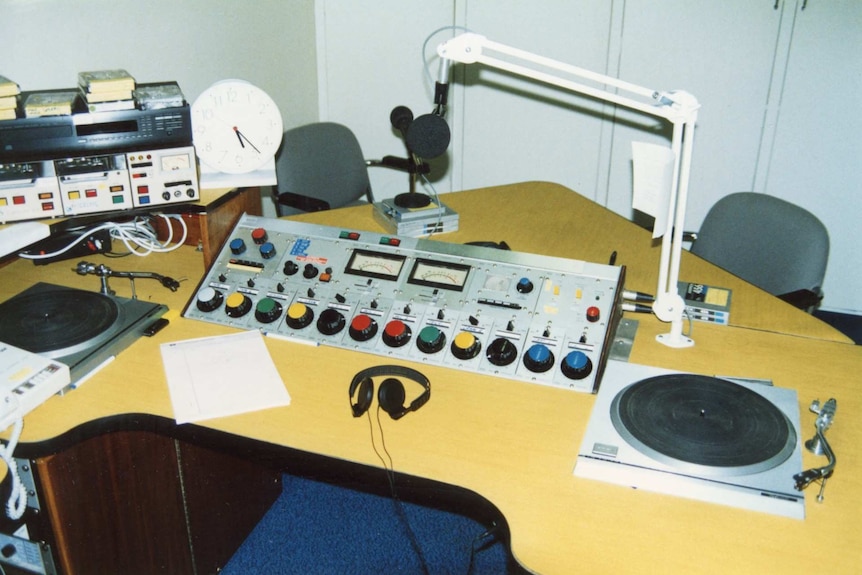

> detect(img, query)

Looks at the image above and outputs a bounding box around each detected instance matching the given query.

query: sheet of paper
[631,141,675,238]
[161,330,290,424]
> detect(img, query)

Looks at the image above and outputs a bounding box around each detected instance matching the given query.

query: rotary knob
[229,238,246,255]
[317,308,346,335]
[285,302,314,329]
[382,320,412,347]
[485,337,518,366]
[254,297,283,324]
[416,325,446,354]
[283,261,299,276]
[303,263,318,279]
[523,343,555,373]
[561,350,593,380]
[259,241,276,259]
[251,227,268,244]
[516,277,534,294]
[349,314,378,342]
[451,331,481,360]
[195,286,224,312]
[224,292,252,318]
[586,306,601,323]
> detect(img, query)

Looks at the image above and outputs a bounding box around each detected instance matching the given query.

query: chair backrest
[690,192,829,296]
[274,122,373,211]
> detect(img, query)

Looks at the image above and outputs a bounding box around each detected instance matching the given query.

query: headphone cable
[367,409,430,575]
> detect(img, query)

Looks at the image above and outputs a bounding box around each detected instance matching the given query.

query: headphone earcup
[377,377,406,419]
[351,376,374,417]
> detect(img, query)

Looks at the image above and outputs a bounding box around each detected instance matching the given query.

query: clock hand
[233,126,261,153]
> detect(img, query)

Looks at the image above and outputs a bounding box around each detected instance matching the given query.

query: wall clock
[191,79,284,174]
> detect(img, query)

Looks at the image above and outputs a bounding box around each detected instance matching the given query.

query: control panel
[184,214,625,393]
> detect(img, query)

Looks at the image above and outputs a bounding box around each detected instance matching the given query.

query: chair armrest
[777,288,823,310]
[274,191,331,213]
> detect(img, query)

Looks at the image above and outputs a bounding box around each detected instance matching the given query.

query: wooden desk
[1,182,859,575]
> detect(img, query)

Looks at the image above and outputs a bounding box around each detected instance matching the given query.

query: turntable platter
[610,374,797,477]
[0,288,120,357]
[0,282,166,384]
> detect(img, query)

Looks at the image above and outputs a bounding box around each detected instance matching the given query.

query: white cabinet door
[315,0,457,201]
[605,0,782,229]
[758,0,862,312]
[452,0,615,202]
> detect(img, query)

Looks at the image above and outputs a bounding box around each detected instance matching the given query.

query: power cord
[18,214,188,260]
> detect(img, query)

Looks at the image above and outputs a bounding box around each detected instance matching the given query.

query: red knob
[586,306,601,323]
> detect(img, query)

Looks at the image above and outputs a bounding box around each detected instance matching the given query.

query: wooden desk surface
[2,181,859,575]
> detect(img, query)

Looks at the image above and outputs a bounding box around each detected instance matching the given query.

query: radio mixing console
[184,214,625,393]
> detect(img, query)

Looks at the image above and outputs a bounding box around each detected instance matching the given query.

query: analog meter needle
[233,126,261,153]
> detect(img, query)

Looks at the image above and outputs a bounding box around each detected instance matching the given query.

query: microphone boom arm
[436,32,700,347]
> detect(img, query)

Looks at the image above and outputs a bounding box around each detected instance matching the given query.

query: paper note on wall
[632,141,675,238]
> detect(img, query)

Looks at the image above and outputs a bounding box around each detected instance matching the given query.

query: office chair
[272,122,373,217]
[272,122,428,217]
[687,192,829,311]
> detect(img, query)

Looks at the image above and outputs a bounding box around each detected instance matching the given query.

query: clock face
[191,80,284,174]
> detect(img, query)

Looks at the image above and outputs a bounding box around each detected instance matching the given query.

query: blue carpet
[222,474,519,575]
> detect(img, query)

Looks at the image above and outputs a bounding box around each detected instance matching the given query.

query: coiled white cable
[18,214,188,260]
[0,417,27,520]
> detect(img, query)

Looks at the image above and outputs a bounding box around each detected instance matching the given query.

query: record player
[574,360,805,519]
[0,283,166,386]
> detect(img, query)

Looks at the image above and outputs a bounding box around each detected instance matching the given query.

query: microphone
[389,105,414,141]
[405,57,451,159]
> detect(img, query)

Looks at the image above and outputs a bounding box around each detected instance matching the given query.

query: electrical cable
[0,418,27,520]
[366,408,430,575]
[421,25,472,94]
[18,214,188,260]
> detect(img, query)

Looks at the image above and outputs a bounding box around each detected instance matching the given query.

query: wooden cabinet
[29,430,281,575]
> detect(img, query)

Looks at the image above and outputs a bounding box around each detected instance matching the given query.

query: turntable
[574,360,805,519]
[0,283,166,386]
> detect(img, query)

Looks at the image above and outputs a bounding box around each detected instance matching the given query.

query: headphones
[349,365,431,420]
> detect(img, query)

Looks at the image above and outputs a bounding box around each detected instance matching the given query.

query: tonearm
[793,398,837,502]
[74,261,180,298]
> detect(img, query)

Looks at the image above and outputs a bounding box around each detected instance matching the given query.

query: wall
[0,0,319,156]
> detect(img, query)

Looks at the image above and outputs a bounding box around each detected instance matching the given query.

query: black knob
[303,263,318,279]
[317,308,346,335]
[283,261,299,275]
[485,337,518,366]
[516,277,534,294]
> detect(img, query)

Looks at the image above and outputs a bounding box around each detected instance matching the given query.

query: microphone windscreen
[390,106,414,131]
[406,114,451,159]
